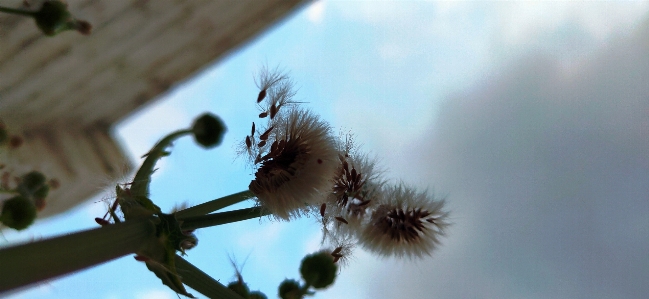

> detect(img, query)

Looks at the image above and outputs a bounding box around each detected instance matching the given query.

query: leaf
[140,214,195,298]
[145,258,195,298]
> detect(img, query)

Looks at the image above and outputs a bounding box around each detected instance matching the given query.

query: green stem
[174,190,256,220]
[0,6,36,17]
[174,255,244,299]
[180,207,269,231]
[131,129,192,198]
[0,218,156,293]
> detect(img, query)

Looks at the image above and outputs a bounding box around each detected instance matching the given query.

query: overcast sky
[4,1,649,299]
[375,14,649,299]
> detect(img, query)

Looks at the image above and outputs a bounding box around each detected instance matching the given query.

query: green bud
[33,1,72,36]
[249,291,268,299]
[227,281,250,298]
[299,251,337,289]
[278,279,302,299]
[19,171,47,198]
[1,196,37,230]
[191,113,226,148]
[22,171,47,190]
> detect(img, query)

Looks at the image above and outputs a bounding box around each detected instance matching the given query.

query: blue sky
[4,1,649,298]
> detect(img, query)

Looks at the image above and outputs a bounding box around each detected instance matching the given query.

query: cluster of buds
[0,122,59,230]
[240,69,450,260]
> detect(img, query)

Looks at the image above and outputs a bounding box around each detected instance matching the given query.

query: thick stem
[0,6,35,17]
[174,190,256,220]
[0,218,156,294]
[180,207,269,230]
[174,255,244,299]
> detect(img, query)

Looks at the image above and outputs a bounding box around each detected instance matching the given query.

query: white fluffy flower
[315,134,386,240]
[329,153,383,234]
[248,108,337,220]
[359,184,449,258]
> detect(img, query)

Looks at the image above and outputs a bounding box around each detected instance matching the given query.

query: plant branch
[131,129,192,198]
[175,255,244,299]
[0,6,35,17]
[0,218,156,294]
[175,190,256,220]
[180,207,269,231]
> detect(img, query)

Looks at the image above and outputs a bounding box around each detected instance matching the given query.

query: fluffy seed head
[324,135,385,237]
[249,109,337,219]
[359,184,449,258]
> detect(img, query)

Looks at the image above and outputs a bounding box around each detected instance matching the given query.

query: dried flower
[248,108,337,219]
[322,134,385,237]
[359,184,449,258]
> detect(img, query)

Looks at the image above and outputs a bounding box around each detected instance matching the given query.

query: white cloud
[367,10,649,299]
[495,2,649,47]
[114,96,193,183]
[307,0,326,24]
[332,2,649,64]
[117,103,190,161]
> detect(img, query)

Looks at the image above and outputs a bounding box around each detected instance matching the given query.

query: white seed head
[359,183,450,258]
[249,108,337,220]
[325,136,385,237]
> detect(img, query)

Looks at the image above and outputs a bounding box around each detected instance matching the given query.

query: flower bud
[33,1,72,36]
[278,279,302,299]
[1,196,37,230]
[21,171,46,190]
[299,251,337,289]
[18,171,47,198]
[191,113,226,148]
[227,280,250,298]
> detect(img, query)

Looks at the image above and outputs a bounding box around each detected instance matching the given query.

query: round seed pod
[227,281,250,298]
[1,196,37,230]
[278,279,301,299]
[21,171,47,193]
[299,251,338,289]
[191,113,227,148]
[33,1,72,36]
